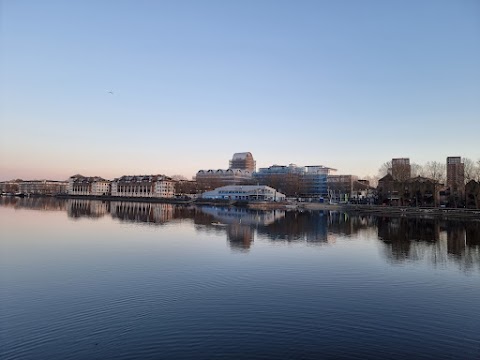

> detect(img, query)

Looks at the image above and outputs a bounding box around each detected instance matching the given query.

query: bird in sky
[107,90,114,95]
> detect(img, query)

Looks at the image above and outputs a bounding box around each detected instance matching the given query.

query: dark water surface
[1,198,479,359]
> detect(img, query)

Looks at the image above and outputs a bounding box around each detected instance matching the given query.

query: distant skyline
[1,0,479,181]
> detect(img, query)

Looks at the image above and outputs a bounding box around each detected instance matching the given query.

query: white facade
[202,185,286,202]
[68,175,110,196]
[91,181,111,196]
[111,175,175,198]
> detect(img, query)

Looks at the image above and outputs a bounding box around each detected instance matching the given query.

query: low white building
[68,175,111,196]
[201,185,285,202]
[111,175,175,198]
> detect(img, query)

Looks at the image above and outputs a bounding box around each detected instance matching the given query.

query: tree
[411,163,425,177]
[424,161,446,183]
[463,158,475,184]
[378,161,392,178]
[362,175,379,188]
[475,159,480,182]
[171,175,188,181]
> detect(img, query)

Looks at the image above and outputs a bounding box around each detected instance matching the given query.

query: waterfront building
[174,179,199,198]
[0,180,21,194]
[302,166,333,199]
[196,169,253,191]
[19,180,68,195]
[254,164,335,198]
[391,158,411,181]
[377,174,442,206]
[327,175,371,203]
[201,185,286,202]
[196,152,256,191]
[111,175,175,198]
[446,156,465,197]
[68,175,111,196]
[229,152,256,172]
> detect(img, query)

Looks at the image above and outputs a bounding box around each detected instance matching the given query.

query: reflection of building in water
[195,207,286,252]
[377,217,440,262]
[0,197,67,211]
[257,211,329,243]
[110,201,174,224]
[199,206,285,226]
[378,216,480,272]
[466,222,480,247]
[378,217,440,243]
[326,212,376,241]
[226,223,254,251]
[444,223,466,257]
[67,199,109,219]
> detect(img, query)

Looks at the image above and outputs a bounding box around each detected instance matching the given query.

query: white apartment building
[111,175,175,198]
[68,175,111,196]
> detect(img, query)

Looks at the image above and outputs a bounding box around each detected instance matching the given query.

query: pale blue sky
[1,0,479,181]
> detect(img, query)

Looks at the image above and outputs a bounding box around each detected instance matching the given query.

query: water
[1,198,479,360]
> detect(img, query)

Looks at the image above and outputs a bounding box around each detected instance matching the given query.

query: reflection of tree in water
[257,211,328,243]
[328,212,376,238]
[0,197,67,211]
[378,216,480,273]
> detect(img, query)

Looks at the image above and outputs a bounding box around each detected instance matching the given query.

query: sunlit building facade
[111,175,175,198]
[68,175,111,196]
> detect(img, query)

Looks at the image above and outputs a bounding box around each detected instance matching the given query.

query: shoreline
[4,194,479,219]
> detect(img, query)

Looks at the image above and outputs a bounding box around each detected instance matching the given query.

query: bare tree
[411,163,425,177]
[362,175,379,188]
[475,159,480,182]
[424,161,446,183]
[171,175,188,181]
[378,161,392,178]
[463,158,475,183]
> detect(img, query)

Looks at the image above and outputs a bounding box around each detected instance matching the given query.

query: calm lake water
[1,198,479,360]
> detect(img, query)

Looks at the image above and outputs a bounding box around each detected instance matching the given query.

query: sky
[1,0,479,181]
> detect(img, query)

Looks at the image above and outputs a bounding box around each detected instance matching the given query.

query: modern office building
[229,152,256,172]
[196,169,253,191]
[254,164,335,198]
[196,152,255,191]
[111,175,175,198]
